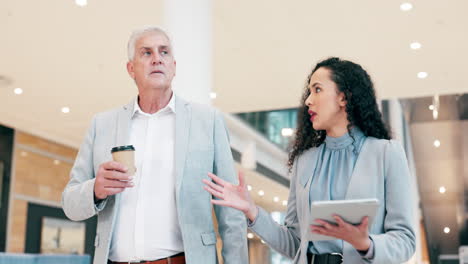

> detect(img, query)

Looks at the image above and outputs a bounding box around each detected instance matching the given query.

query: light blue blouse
[308,127,366,254]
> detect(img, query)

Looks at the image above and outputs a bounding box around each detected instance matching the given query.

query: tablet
[308,198,379,241]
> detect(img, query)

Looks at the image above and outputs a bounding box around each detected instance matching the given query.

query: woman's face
[305,67,348,133]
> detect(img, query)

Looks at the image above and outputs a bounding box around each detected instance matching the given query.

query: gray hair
[127,25,173,61]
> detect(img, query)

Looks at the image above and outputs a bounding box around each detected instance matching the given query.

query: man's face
[127,31,176,91]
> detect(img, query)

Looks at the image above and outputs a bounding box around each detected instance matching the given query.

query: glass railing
[0,253,91,264]
[236,108,298,151]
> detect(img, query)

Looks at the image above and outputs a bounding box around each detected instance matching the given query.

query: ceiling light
[282,200,287,206]
[273,197,279,202]
[210,92,217,99]
[258,190,265,196]
[247,185,252,191]
[14,88,23,95]
[20,151,28,157]
[400,3,413,11]
[444,227,450,234]
[410,42,421,50]
[75,0,87,7]
[247,233,254,239]
[439,186,446,194]
[433,140,441,148]
[417,72,428,79]
[261,240,265,244]
[281,128,294,137]
[53,160,60,165]
[61,107,70,113]
[428,105,434,110]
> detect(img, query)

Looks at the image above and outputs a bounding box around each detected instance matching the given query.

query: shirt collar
[132,93,176,118]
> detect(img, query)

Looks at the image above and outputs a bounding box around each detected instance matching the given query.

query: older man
[62,26,248,264]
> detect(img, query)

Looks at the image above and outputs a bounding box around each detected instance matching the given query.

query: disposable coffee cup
[111,145,136,176]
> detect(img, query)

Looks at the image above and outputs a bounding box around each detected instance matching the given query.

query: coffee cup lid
[111,145,135,153]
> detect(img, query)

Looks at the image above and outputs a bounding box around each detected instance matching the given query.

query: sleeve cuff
[358,237,375,259]
[94,197,108,212]
[247,206,260,227]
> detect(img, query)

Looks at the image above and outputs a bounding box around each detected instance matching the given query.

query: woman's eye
[316,87,321,93]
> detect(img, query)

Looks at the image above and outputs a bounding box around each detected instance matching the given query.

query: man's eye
[316,87,322,93]
[161,50,169,55]
[144,51,151,56]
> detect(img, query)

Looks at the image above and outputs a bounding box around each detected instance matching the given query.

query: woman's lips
[308,110,317,122]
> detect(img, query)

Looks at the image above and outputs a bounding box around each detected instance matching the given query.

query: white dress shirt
[109,94,184,262]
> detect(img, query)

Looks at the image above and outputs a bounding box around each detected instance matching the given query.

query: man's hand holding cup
[94,145,136,200]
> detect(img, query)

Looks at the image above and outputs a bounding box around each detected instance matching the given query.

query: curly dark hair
[288,57,391,170]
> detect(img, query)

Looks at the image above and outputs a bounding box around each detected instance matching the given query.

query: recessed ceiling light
[20,151,28,157]
[417,72,428,79]
[273,197,279,202]
[410,42,421,50]
[258,190,265,196]
[247,233,254,239]
[210,92,217,99]
[53,160,61,165]
[444,227,450,234]
[261,240,265,244]
[247,185,252,191]
[61,107,70,113]
[400,2,413,11]
[428,104,434,110]
[75,0,87,7]
[439,186,446,194]
[281,128,294,137]
[282,200,287,206]
[14,88,23,95]
[433,140,441,148]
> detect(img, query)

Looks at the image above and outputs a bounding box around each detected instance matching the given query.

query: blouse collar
[324,127,365,150]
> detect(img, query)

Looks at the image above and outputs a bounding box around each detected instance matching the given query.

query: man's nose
[151,54,163,65]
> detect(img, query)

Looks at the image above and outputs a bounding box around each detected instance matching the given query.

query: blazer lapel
[296,145,323,221]
[113,99,134,205]
[175,96,191,199]
[115,100,134,147]
[298,145,323,187]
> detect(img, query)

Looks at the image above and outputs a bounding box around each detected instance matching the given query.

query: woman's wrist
[353,236,371,252]
[245,204,259,222]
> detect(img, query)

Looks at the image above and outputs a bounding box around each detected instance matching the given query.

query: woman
[203,57,416,264]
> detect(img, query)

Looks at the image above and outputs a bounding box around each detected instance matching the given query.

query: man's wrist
[94,192,106,203]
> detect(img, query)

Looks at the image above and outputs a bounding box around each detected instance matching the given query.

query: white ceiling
[213,0,468,112]
[1,0,468,148]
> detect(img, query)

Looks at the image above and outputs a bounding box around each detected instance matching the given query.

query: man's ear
[127,61,135,79]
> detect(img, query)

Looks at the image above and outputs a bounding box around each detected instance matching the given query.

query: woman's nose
[305,94,314,106]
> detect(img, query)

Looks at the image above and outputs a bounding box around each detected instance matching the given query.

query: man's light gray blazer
[249,138,416,264]
[62,96,248,264]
